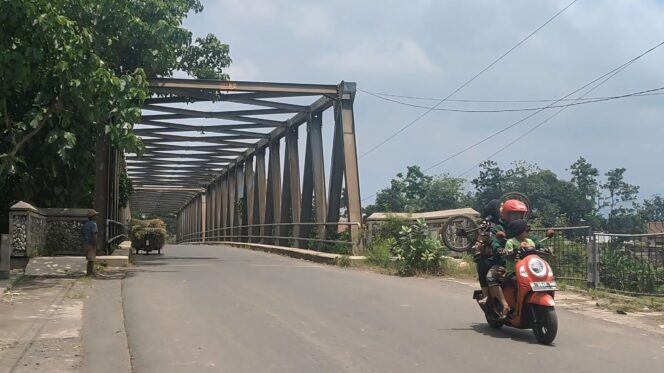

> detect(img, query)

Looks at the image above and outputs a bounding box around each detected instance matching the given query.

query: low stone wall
[9,202,89,257]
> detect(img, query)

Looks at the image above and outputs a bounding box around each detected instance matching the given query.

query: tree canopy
[0,0,231,231]
[366,157,657,233]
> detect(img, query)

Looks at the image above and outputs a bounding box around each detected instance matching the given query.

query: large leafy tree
[640,195,664,223]
[0,0,231,231]
[365,166,468,215]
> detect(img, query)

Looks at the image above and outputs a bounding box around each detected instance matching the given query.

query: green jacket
[490,220,542,266]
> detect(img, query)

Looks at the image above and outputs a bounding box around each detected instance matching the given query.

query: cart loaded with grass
[131,219,167,255]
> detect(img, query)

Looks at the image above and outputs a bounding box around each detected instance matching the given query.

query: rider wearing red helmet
[486,199,534,317]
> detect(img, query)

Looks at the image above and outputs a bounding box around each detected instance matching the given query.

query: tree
[640,195,664,222]
[365,166,468,214]
[601,168,642,232]
[569,157,600,221]
[0,0,230,231]
[471,160,505,209]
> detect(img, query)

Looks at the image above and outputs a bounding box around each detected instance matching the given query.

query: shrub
[599,247,663,294]
[335,255,351,267]
[366,237,395,268]
[393,218,443,276]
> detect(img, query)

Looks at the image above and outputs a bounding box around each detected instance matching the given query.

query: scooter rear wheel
[532,306,557,345]
[486,314,503,329]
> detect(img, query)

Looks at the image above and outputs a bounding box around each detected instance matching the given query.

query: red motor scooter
[473,230,558,344]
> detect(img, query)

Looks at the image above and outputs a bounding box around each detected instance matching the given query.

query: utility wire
[356,89,664,103]
[423,40,664,173]
[363,40,664,204]
[455,41,664,178]
[359,86,664,113]
[358,0,580,159]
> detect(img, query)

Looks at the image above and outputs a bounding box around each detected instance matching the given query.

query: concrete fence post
[0,234,10,279]
[586,230,599,288]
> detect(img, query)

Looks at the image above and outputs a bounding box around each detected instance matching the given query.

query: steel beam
[244,156,255,243]
[280,128,301,246]
[149,78,338,95]
[253,150,266,242]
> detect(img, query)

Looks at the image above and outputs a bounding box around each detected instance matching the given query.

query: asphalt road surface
[122,244,663,373]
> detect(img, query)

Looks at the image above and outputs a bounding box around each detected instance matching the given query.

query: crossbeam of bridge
[125,78,364,253]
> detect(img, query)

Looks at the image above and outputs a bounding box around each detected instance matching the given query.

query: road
[122,244,663,373]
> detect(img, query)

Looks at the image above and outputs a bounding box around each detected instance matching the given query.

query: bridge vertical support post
[221,175,228,241]
[329,82,363,254]
[244,156,255,243]
[265,142,282,245]
[310,112,328,243]
[200,192,206,242]
[253,150,267,243]
[280,127,301,247]
[209,182,215,241]
[300,123,314,248]
[235,164,244,241]
[227,166,237,241]
[216,178,222,241]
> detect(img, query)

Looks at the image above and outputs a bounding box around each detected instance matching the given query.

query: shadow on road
[446,323,554,346]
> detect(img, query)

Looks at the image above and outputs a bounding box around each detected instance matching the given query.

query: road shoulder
[81,269,132,373]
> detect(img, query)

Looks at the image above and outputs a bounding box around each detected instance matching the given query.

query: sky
[180,0,664,203]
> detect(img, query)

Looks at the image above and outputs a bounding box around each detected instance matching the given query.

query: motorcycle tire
[441,215,479,252]
[532,306,558,345]
[500,191,531,219]
[485,313,504,329]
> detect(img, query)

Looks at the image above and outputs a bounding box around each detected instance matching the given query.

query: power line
[423,40,664,174]
[455,40,664,178]
[358,0,580,159]
[363,40,664,204]
[359,86,664,113]
[356,89,664,103]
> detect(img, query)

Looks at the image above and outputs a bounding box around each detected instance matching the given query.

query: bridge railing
[106,219,129,254]
[177,222,361,254]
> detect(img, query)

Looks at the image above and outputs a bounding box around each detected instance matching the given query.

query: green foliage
[392,219,443,276]
[599,247,664,294]
[366,237,395,268]
[335,255,351,267]
[0,0,230,232]
[119,169,133,208]
[366,166,467,215]
[375,215,410,242]
[640,195,664,223]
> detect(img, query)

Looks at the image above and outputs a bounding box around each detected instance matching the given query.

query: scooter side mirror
[546,229,555,238]
[496,231,506,239]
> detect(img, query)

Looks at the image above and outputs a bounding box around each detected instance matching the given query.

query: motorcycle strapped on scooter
[473,230,558,345]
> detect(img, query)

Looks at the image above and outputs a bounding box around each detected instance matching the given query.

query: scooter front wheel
[532,306,557,345]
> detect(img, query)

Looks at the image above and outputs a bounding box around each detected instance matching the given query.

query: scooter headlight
[528,258,547,278]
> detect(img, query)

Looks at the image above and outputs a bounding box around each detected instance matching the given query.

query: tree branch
[0,101,57,176]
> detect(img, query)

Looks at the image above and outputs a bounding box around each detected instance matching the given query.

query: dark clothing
[82,220,98,246]
[490,219,510,266]
[506,219,529,239]
[475,255,492,288]
[487,264,506,287]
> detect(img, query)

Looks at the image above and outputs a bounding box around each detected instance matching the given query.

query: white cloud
[315,38,439,74]
[226,58,261,81]
[287,6,333,38]
[219,0,276,22]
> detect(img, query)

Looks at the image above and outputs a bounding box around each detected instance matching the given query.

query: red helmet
[500,199,528,221]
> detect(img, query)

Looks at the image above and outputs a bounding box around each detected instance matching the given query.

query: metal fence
[529,227,664,296]
[177,222,358,255]
[531,226,591,285]
[594,232,664,296]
